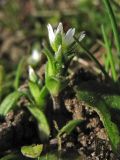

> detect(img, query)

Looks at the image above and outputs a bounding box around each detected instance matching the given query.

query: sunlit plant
[1,0,120,157]
[1,0,120,159]
[28,66,48,111]
[0,22,85,144]
[45,22,85,109]
[47,23,76,52]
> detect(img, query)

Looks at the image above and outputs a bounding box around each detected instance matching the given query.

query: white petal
[65,28,75,45]
[79,31,86,42]
[47,24,55,44]
[55,22,63,35]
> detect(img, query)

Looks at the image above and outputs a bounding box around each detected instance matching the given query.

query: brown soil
[0,68,119,159]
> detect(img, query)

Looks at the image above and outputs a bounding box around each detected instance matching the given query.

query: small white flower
[28,66,38,83]
[47,22,85,52]
[28,47,41,66]
[47,24,55,44]
[32,49,41,63]
[47,23,63,51]
[55,22,63,35]
[64,28,75,45]
[79,31,86,42]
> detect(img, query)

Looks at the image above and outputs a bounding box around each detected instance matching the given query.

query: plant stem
[52,96,61,110]
[74,36,110,80]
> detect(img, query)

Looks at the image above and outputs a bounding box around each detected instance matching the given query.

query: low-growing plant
[1,0,120,158]
[44,23,85,109]
[0,22,85,159]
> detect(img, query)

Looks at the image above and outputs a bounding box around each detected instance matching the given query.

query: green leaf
[37,86,49,111]
[76,89,120,154]
[103,95,120,110]
[38,153,57,160]
[101,25,117,81]
[27,105,50,141]
[38,150,80,160]
[58,119,82,136]
[29,82,48,111]
[74,36,110,80]
[29,81,41,105]
[44,48,56,76]
[14,57,26,90]
[0,65,5,97]
[0,153,28,160]
[44,48,54,63]
[21,144,43,158]
[103,0,120,57]
[0,91,24,116]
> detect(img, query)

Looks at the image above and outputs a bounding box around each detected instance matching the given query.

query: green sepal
[46,76,67,97]
[55,47,62,64]
[52,33,62,52]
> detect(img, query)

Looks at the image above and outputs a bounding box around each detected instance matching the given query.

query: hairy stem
[52,96,61,110]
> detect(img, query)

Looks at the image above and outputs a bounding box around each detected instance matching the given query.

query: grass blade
[74,36,110,79]
[103,53,110,72]
[103,0,120,56]
[0,91,24,116]
[14,57,26,90]
[101,25,117,81]
[0,65,5,101]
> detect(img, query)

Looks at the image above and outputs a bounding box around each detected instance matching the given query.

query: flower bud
[28,66,38,83]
